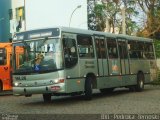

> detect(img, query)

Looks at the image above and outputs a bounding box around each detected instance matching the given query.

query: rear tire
[43,93,52,102]
[135,73,144,92]
[84,77,93,100]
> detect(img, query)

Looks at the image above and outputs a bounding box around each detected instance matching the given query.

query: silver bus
[12,27,157,102]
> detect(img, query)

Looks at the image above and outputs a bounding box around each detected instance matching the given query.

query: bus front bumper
[13,84,65,95]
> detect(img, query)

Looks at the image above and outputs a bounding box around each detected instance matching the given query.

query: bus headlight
[54,79,64,84]
[14,82,19,86]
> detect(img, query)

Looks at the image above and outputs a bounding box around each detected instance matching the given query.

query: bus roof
[59,27,153,42]
[13,26,153,42]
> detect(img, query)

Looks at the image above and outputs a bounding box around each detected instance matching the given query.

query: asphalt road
[0,85,160,119]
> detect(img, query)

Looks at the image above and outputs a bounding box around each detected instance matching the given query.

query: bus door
[95,36,108,76]
[118,39,130,85]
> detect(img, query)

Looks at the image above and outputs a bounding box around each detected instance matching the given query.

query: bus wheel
[100,88,114,94]
[84,77,93,100]
[0,81,2,92]
[43,93,52,102]
[136,73,144,92]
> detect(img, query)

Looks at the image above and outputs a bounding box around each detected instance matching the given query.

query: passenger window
[77,35,94,58]
[144,43,154,59]
[95,39,107,59]
[107,39,118,59]
[128,41,147,59]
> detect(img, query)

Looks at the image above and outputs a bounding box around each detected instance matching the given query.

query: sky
[25,0,88,30]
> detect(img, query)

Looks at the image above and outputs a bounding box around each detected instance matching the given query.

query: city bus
[0,43,12,92]
[12,27,157,102]
[0,43,24,92]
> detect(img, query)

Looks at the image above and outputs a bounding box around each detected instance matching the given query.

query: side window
[107,39,118,59]
[0,48,7,65]
[77,35,94,58]
[63,38,78,68]
[144,43,154,59]
[118,40,128,59]
[128,41,138,59]
[128,41,145,59]
[95,39,107,59]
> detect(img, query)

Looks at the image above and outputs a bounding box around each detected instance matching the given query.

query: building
[10,0,88,35]
[0,0,11,42]
[0,0,88,41]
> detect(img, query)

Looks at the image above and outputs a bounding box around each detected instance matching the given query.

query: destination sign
[29,31,53,39]
[13,28,60,41]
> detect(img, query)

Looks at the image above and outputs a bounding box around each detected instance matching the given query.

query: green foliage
[94,0,140,34]
[154,39,160,58]
[94,3,107,31]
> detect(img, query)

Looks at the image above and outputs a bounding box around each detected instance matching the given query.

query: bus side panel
[65,64,85,93]
[97,76,124,89]
[108,59,121,87]
[65,59,98,93]
[66,78,85,93]
[79,59,98,77]
[123,75,137,86]
[97,77,109,89]
[128,59,151,85]
[129,60,150,74]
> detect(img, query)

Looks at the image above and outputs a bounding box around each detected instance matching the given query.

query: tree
[136,0,160,38]
[94,3,107,31]
[93,0,139,35]
[122,0,139,35]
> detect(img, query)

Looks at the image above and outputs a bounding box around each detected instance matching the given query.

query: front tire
[84,77,93,100]
[136,73,144,92]
[43,93,52,102]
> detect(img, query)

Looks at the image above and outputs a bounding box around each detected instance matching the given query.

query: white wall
[25,0,88,30]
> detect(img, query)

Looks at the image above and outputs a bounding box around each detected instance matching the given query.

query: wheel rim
[140,80,144,89]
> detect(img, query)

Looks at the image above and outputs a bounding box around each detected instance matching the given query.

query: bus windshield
[13,38,63,74]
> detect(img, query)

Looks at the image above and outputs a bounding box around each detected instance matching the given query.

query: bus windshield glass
[13,38,63,74]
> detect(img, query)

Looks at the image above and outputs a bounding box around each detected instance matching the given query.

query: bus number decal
[85,61,95,68]
[15,76,26,80]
